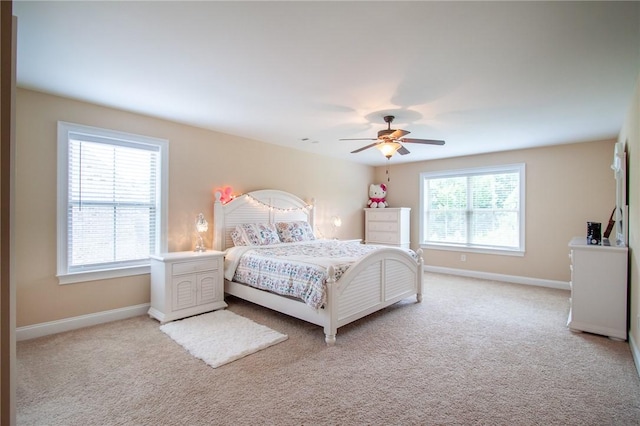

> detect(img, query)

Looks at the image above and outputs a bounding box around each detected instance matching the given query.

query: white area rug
[160,310,288,368]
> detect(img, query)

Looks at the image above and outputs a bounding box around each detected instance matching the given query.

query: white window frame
[57,122,168,284]
[419,163,525,256]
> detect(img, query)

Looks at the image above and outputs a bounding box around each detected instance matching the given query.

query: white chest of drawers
[567,237,628,340]
[148,250,227,323]
[364,207,411,249]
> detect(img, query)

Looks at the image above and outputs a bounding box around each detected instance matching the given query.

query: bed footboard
[323,248,423,345]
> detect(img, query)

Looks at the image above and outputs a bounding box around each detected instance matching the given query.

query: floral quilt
[224,240,411,309]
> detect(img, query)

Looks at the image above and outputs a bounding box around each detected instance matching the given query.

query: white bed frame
[213,189,424,345]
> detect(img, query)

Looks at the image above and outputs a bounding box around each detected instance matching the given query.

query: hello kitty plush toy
[367,183,388,208]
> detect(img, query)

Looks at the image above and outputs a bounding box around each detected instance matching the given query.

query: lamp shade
[195,213,208,233]
[376,141,402,159]
[194,213,208,252]
[331,216,342,228]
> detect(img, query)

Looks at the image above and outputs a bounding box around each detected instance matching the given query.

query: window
[57,122,168,284]
[420,164,525,255]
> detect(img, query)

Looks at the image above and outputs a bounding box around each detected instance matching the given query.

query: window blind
[67,134,159,272]
[421,164,524,252]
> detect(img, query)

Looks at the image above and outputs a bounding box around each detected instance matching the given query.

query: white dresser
[148,250,227,323]
[567,237,628,340]
[364,207,411,249]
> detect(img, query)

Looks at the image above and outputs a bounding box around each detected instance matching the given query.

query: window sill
[58,265,150,285]
[420,243,525,257]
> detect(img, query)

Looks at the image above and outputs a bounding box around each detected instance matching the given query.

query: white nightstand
[148,250,227,323]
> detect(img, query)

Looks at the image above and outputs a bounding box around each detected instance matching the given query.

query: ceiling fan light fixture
[377,141,402,159]
[343,115,445,157]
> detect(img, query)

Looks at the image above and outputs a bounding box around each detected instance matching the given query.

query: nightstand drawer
[172,258,220,275]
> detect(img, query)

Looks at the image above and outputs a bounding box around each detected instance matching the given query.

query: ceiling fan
[341,115,445,159]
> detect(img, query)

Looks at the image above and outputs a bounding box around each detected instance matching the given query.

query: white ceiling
[13,1,640,166]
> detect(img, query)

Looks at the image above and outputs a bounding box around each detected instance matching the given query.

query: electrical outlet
[460,254,466,262]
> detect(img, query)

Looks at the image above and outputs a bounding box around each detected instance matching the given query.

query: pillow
[275,221,316,243]
[234,223,281,246]
[230,229,246,246]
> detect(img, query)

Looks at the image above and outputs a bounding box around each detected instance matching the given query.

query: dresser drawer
[368,221,398,232]
[367,231,400,243]
[172,258,220,275]
[367,210,399,222]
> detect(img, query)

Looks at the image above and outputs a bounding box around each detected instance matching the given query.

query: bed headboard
[213,189,315,251]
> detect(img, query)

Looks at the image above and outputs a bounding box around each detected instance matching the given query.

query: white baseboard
[629,333,640,378]
[424,265,570,291]
[16,303,150,341]
[14,269,567,341]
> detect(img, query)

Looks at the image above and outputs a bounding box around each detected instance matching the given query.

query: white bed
[213,189,424,345]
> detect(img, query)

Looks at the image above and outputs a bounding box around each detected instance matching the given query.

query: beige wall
[14,86,632,331]
[620,74,639,349]
[375,140,617,282]
[15,89,373,327]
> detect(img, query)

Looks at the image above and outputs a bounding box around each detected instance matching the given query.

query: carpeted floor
[16,273,640,425]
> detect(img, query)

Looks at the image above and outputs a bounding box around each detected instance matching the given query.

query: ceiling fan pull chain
[386,158,391,182]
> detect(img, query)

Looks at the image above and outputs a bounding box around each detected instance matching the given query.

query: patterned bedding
[224,240,412,309]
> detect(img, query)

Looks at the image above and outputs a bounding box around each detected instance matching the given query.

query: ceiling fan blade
[339,138,378,141]
[350,142,379,153]
[400,138,445,146]
[389,129,410,140]
[397,145,410,155]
